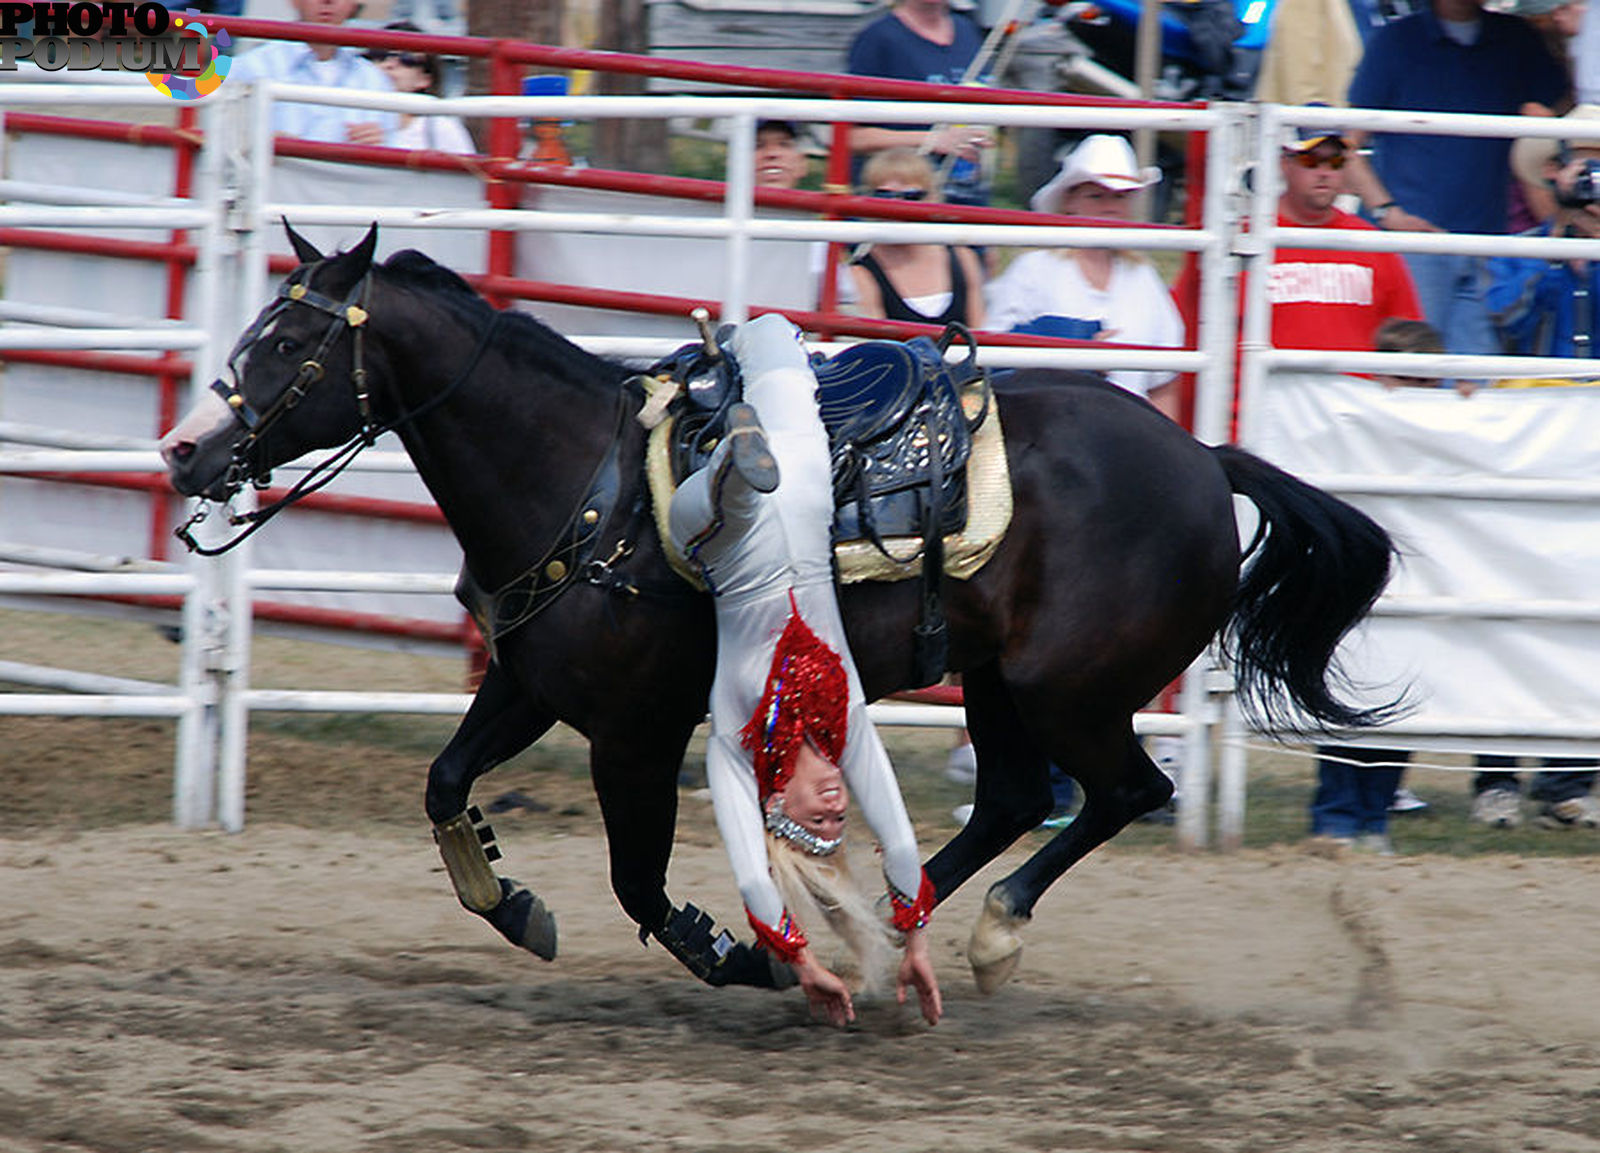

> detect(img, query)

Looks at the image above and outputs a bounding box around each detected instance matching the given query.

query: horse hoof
[968,891,1027,996]
[490,880,558,961]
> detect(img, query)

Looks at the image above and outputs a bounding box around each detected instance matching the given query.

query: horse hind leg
[426,660,559,961]
[589,731,794,991]
[970,727,1173,995]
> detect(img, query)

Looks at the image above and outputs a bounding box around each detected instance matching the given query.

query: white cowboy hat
[1029,134,1161,213]
[1512,104,1600,188]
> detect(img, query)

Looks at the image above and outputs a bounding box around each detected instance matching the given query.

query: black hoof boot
[726,403,779,493]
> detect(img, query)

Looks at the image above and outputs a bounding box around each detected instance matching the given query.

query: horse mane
[376,249,631,389]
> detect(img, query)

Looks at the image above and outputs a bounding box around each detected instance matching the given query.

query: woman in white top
[367,26,476,155]
[667,315,942,1029]
[985,134,1184,420]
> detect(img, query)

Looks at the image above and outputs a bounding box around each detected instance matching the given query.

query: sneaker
[1389,786,1430,814]
[952,803,974,827]
[1039,809,1075,830]
[1471,788,1523,829]
[1353,832,1396,857]
[1535,795,1600,830]
[944,742,977,785]
[1304,834,1355,859]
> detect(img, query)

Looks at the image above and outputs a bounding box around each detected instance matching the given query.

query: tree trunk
[463,0,564,103]
[593,0,667,172]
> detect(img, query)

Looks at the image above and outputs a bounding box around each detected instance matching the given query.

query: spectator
[846,0,995,207]
[1470,107,1600,829]
[1343,0,1568,355]
[746,119,857,313]
[1470,757,1599,827]
[1268,125,1426,349]
[228,0,399,147]
[1503,0,1586,226]
[1371,317,1452,388]
[754,118,810,189]
[985,134,1185,421]
[848,149,986,330]
[366,25,475,154]
[1492,104,1600,356]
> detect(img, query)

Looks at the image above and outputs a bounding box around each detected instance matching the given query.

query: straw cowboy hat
[1512,104,1600,187]
[1029,134,1161,213]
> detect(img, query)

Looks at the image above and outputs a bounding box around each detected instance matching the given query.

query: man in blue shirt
[1344,0,1567,355]
[228,0,399,147]
[846,0,993,205]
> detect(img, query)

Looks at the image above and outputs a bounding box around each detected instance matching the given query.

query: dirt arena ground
[4,719,1600,1153]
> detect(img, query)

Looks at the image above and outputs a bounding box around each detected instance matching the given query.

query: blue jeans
[1311,746,1407,837]
[1401,252,1498,357]
[1474,755,1598,804]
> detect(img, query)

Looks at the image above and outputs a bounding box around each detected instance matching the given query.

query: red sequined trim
[739,593,849,798]
[747,908,808,965]
[889,870,937,933]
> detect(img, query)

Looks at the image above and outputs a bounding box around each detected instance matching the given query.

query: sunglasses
[368,50,431,69]
[871,188,928,201]
[1290,151,1347,170]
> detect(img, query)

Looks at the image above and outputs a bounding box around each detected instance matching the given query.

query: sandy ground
[4,814,1600,1153]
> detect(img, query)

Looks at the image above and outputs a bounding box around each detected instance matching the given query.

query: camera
[1556,157,1600,208]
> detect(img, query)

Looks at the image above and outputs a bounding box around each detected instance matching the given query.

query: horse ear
[319,224,380,296]
[283,218,323,265]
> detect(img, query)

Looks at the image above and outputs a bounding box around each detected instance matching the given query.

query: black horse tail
[1212,444,1407,734]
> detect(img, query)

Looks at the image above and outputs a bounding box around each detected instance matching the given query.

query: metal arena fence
[0,20,1595,843]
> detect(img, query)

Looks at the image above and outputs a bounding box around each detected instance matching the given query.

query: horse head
[161,222,380,502]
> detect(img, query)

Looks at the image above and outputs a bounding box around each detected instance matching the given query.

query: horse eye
[274,337,299,356]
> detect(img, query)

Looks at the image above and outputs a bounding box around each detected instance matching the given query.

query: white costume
[667,315,929,959]
[984,250,1185,399]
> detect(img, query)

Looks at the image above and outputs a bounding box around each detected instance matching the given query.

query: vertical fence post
[483,43,522,311]
[722,112,756,326]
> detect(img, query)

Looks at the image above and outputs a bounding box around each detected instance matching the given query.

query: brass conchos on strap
[544,559,568,582]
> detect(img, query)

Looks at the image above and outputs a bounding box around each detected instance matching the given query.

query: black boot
[725,403,780,493]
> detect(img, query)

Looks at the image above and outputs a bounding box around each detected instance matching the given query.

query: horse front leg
[589,730,794,991]
[426,659,560,961]
[970,725,1173,994]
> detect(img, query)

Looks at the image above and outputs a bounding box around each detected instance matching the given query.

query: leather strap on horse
[454,389,634,659]
[913,398,949,688]
[179,280,503,557]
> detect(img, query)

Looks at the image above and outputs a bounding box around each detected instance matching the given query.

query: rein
[177,272,501,557]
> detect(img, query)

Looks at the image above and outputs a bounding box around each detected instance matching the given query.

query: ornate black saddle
[651,321,990,686]
[661,323,989,556]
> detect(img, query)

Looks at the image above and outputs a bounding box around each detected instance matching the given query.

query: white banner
[1247,373,1600,756]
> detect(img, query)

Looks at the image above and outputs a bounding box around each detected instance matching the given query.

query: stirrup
[725,403,779,493]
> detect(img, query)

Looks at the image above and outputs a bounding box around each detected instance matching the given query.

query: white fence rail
[1,79,1594,846]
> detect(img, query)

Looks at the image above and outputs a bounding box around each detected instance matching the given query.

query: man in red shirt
[1268,125,1423,349]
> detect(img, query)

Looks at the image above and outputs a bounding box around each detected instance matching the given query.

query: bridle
[177,264,499,556]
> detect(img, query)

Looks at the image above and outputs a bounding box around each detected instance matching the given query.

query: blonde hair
[765,831,897,994]
[860,147,940,200]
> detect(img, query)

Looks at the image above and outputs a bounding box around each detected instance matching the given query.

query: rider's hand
[897,927,943,1026]
[794,949,855,1027]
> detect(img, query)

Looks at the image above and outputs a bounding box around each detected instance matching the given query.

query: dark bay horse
[161,227,1399,993]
